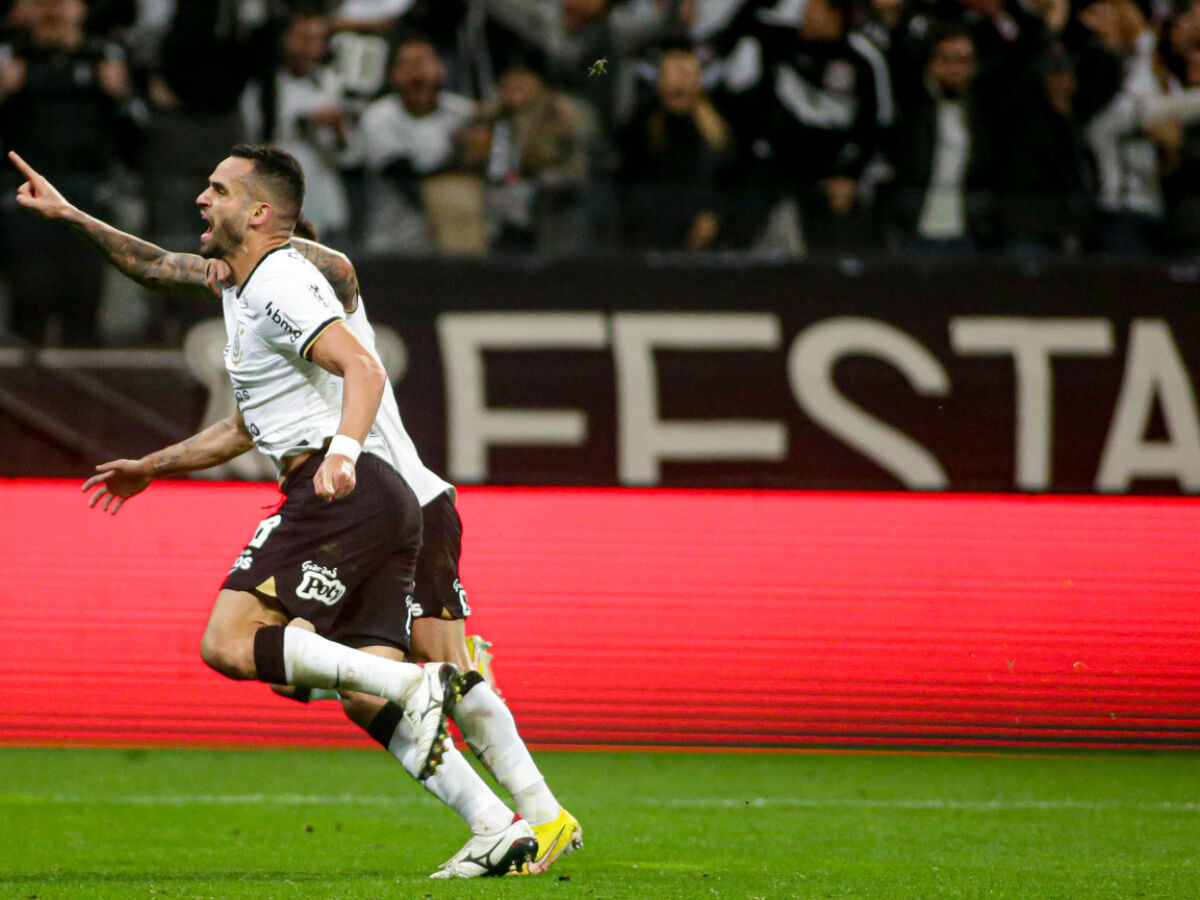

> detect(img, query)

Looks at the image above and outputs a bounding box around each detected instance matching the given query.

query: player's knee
[410,621,471,670]
[199,631,256,680]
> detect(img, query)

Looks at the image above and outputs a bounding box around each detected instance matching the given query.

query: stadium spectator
[474,55,593,253]
[618,46,734,250]
[733,0,891,254]
[858,0,923,102]
[477,0,690,249]
[360,33,481,254]
[1075,0,1200,252]
[139,0,280,250]
[479,0,689,133]
[243,8,352,245]
[1163,38,1200,251]
[0,0,143,345]
[999,45,1091,255]
[900,0,1049,116]
[888,22,995,253]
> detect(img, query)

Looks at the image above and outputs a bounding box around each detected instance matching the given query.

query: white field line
[0,794,1196,812]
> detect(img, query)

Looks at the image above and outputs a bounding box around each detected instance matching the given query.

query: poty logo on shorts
[296,560,346,605]
[230,550,253,572]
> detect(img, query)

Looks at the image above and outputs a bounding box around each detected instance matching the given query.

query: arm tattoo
[149,452,183,476]
[293,239,360,310]
[69,215,214,299]
[149,434,195,475]
[144,417,251,476]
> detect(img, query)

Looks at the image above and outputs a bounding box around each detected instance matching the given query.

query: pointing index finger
[7,150,37,181]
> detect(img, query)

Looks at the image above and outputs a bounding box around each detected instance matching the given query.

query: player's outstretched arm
[307,322,387,501]
[8,150,223,300]
[292,237,360,310]
[82,414,256,514]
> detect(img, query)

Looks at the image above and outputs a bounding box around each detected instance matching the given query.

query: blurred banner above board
[4,257,1200,493]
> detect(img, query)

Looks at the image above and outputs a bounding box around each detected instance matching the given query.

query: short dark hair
[229,144,306,226]
[391,28,437,62]
[923,21,974,65]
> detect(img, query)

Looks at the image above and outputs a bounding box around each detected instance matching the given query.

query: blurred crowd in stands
[4,0,1200,344]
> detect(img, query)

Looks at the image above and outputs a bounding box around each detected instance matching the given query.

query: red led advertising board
[1,480,1197,750]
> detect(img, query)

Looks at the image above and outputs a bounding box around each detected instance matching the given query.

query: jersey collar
[237,243,293,297]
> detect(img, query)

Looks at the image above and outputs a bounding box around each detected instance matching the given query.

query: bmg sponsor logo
[264,301,302,343]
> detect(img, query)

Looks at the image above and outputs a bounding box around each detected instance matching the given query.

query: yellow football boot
[465,634,498,694]
[526,808,583,874]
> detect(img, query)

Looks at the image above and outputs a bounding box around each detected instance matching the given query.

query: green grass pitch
[0,747,1197,899]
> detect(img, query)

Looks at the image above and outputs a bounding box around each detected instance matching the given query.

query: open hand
[82,459,153,515]
[9,151,74,219]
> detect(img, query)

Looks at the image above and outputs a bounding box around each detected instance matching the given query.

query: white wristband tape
[327,434,362,464]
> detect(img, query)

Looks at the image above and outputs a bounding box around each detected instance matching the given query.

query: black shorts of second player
[223,451,423,652]
[413,490,471,621]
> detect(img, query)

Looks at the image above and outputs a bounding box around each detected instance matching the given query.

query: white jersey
[221,245,391,477]
[345,295,454,507]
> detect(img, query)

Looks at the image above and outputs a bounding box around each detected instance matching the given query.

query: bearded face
[196,157,256,260]
[392,41,443,116]
[927,36,977,97]
[199,213,246,259]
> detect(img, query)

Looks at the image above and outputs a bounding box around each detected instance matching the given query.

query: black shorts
[413,491,471,622]
[222,451,422,651]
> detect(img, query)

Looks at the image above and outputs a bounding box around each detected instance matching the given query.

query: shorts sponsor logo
[405,595,418,638]
[230,550,253,572]
[249,514,281,548]
[453,578,471,616]
[296,560,346,605]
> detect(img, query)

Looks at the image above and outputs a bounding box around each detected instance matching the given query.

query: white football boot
[404,662,458,780]
[429,816,538,878]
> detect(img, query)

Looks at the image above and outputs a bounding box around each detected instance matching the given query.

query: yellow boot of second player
[465,634,498,694]
[526,808,583,874]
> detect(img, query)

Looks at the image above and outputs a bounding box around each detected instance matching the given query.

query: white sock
[452,681,560,824]
[388,719,512,835]
[281,626,423,704]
